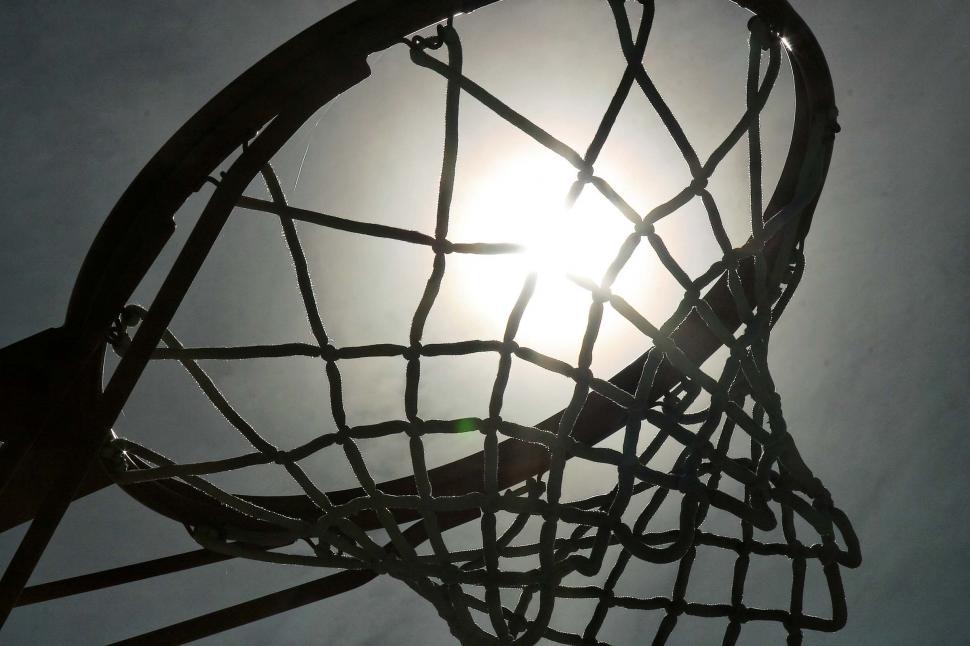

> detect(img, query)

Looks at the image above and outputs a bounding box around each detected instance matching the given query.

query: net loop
[747,15,778,51]
[406,23,449,52]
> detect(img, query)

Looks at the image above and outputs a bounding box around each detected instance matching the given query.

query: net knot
[782,617,802,636]
[690,175,709,195]
[507,611,529,635]
[635,219,655,236]
[750,476,773,505]
[334,427,350,445]
[321,344,339,361]
[811,482,834,512]
[541,504,560,523]
[818,537,841,566]
[723,247,749,269]
[432,239,454,254]
[503,340,520,355]
[405,420,425,438]
[667,598,687,617]
[740,535,755,557]
[590,285,611,304]
[404,343,423,361]
[676,472,706,498]
[574,366,594,386]
[575,166,594,184]
[730,605,749,624]
[619,453,640,472]
[272,449,290,465]
[438,564,462,586]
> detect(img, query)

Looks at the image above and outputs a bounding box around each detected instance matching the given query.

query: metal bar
[0,434,115,534]
[110,509,478,644]
[16,549,232,607]
[0,422,103,626]
[0,436,34,506]
[111,570,378,644]
[0,346,105,627]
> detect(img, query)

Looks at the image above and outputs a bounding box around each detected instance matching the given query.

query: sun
[456,154,631,283]
[445,153,634,346]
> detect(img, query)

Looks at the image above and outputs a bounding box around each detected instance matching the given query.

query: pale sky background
[0,1,967,644]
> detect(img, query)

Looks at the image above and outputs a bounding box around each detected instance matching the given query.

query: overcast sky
[1,1,967,644]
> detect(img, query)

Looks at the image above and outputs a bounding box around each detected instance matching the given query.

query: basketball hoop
[1,1,860,643]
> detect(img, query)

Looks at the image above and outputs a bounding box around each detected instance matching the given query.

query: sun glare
[448,155,634,345]
[458,156,630,282]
